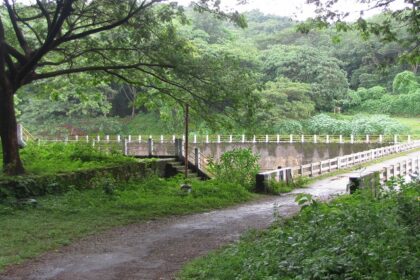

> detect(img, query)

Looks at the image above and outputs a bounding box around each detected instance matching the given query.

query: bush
[266,176,310,195]
[306,114,351,135]
[273,120,303,135]
[208,148,260,191]
[306,114,408,135]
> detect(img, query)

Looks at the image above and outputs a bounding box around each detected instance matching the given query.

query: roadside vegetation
[179,180,420,280]
[0,175,254,271]
[0,143,135,177]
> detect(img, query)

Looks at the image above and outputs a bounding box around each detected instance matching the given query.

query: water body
[129,142,387,171]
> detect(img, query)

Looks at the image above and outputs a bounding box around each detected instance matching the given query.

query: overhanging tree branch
[32,62,174,80]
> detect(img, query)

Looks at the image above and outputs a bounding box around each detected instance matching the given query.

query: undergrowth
[179,181,420,279]
[266,176,311,194]
[0,142,135,176]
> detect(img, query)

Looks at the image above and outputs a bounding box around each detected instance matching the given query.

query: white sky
[14,0,409,21]
[176,0,409,21]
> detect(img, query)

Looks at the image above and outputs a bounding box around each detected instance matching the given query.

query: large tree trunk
[0,88,25,175]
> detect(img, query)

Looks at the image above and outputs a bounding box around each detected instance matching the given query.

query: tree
[0,0,245,175]
[261,45,349,111]
[392,70,419,94]
[259,78,315,120]
[302,0,419,68]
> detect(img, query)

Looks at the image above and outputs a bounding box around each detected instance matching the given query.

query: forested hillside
[17,8,419,136]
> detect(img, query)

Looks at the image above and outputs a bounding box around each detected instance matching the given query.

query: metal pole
[184,104,189,179]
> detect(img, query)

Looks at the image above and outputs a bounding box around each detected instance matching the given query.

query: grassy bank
[395,117,420,135]
[0,143,136,177]
[179,182,420,279]
[0,176,255,271]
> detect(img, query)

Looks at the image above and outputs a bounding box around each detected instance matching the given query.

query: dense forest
[16,7,419,136]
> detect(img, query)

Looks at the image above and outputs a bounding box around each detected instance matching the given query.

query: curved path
[2,151,419,280]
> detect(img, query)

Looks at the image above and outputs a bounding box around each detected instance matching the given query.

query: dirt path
[2,151,419,280]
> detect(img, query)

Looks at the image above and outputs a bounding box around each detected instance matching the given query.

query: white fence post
[301,135,305,143]
[124,139,128,155]
[128,135,132,142]
[75,135,79,142]
[379,135,383,143]
[193,134,197,144]
[242,134,245,143]
[172,135,175,143]
[148,138,153,156]
[265,135,269,143]
[366,135,370,144]
[230,135,233,143]
[106,135,110,143]
[408,135,411,143]
[138,135,142,143]
[217,135,221,143]
[160,135,164,143]
[117,135,121,143]
[350,134,354,144]
[313,135,317,144]
[326,135,330,144]
[289,134,293,143]
[394,135,398,144]
[206,135,209,144]
[253,135,256,143]
[86,135,89,143]
[97,135,100,142]
[339,135,343,144]
[194,148,200,170]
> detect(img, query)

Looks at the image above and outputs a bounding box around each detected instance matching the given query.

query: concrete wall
[127,142,387,171]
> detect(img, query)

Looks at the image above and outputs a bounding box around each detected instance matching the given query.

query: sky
[14,0,409,21]
[176,0,408,21]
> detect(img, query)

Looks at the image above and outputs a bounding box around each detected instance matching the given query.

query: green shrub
[90,176,118,196]
[267,180,293,194]
[273,120,303,135]
[208,148,260,191]
[306,114,408,135]
[306,114,351,135]
[266,176,310,195]
[180,182,420,280]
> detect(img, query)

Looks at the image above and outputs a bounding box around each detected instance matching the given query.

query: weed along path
[2,150,420,280]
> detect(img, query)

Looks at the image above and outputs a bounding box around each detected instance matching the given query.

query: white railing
[378,156,420,183]
[259,141,420,185]
[34,134,418,145]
